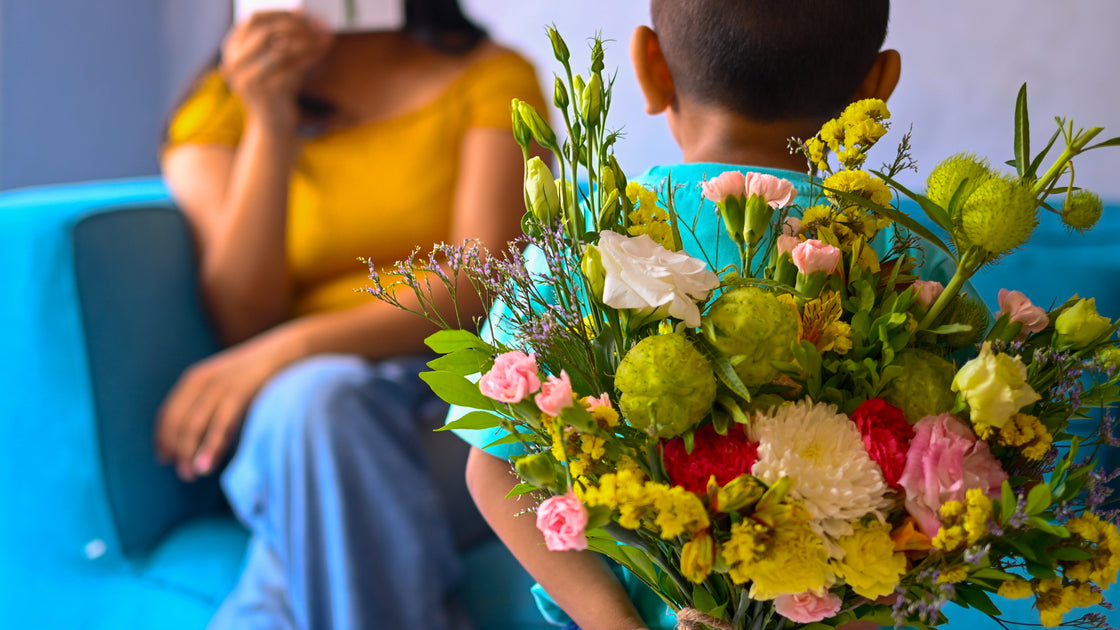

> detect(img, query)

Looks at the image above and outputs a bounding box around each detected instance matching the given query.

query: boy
[458,1,905,628]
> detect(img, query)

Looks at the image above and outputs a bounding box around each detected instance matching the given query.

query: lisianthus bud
[615,333,717,438]
[525,157,561,224]
[1055,297,1113,348]
[882,348,957,423]
[515,453,556,488]
[958,175,1037,255]
[553,76,569,109]
[952,342,1040,429]
[580,245,606,298]
[703,287,800,387]
[925,153,991,209]
[1062,190,1104,233]
[510,101,531,149]
[547,27,569,63]
[516,100,558,151]
[580,73,603,126]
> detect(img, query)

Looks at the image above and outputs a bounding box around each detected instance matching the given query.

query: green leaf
[1014,83,1030,177]
[1027,516,1069,538]
[1028,126,1063,177]
[691,585,723,617]
[427,348,491,375]
[957,585,1003,617]
[504,483,539,499]
[973,568,1022,581]
[1050,546,1093,561]
[585,504,613,530]
[424,329,490,354]
[438,410,503,432]
[419,371,496,409]
[693,333,752,402]
[1086,136,1120,150]
[1025,559,1058,580]
[1001,481,1016,526]
[484,432,530,448]
[1025,483,1052,516]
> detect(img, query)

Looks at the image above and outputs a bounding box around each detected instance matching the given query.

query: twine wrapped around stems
[675,608,735,630]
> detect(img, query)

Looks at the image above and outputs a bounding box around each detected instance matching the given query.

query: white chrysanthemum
[750,400,891,548]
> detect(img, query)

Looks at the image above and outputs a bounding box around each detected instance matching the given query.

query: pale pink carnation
[782,216,802,236]
[912,280,945,309]
[897,413,1008,537]
[478,351,541,403]
[774,590,842,623]
[997,289,1049,336]
[535,370,575,417]
[791,239,841,275]
[584,392,612,410]
[536,492,588,551]
[776,234,801,257]
[701,171,747,203]
[744,172,797,208]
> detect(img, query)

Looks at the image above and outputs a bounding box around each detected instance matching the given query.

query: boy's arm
[465,447,650,630]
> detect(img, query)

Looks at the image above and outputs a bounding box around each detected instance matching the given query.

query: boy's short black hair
[651,0,890,122]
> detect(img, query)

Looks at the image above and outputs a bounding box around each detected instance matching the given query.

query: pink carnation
[897,413,1008,537]
[701,171,747,203]
[744,172,797,208]
[478,351,541,403]
[791,239,841,275]
[776,234,801,257]
[584,392,612,410]
[912,280,945,310]
[997,289,1049,336]
[535,370,575,417]
[774,590,842,623]
[782,216,802,236]
[536,492,588,551]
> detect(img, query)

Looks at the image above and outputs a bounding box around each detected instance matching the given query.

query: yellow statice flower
[996,578,1033,599]
[805,137,830,172]
[626,181,675,250]
[652,484,710,539]
[997,413,1053,461]
[547,416,568,462]
[800,204,837,235]
[1034,579,1102,627]
[680,530,716,584]
[823,170,893,209]
[832,520,906,598]
[963,488,993,545]
[837,145,868,170]
[932,524,965,551]
[841,98,891,125]
[844,118,889,148]
[723,520,769,584]
[937,565,970,585]
[820,118,846,153]
[1065,511,1120,587]
[799,291,853,355]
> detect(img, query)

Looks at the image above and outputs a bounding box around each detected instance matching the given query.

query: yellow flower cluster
[717,503,834,599]
[1034,578,1102,627]
[932,488,992,550]
[580,458,709,537]
[800,169,892,251]
[625,182,675,250]
[1065,511,1120,588]
[995,413,1053,461]
[936,565,970,585]
[783,291,853,355]
[804,98,891,172]
[996,578,1033,599]
[831,520,907,598]
[563,396,624,478]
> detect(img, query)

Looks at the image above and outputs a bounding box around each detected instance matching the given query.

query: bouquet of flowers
[368,30,1120,629]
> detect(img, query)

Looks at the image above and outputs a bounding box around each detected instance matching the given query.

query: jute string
[675,608,735,630]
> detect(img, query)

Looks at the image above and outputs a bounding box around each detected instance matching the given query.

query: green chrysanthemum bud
[615,333,717,438]
[702,287,799,387]
[1062,190,1104,233]
[943,295,992,349]
[882,348,957,423]
[958,175,1038,256]
[925,153,991,209]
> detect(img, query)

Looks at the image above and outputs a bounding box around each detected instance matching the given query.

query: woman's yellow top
[166,51,544,317]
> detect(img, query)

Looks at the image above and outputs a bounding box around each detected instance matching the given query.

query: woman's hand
[220,11,332,130]
[155,326,302,481]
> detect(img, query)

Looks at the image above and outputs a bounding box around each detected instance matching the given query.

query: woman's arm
[163,11,332,345]
[466,447,650,630]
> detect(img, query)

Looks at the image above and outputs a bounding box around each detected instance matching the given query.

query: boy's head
[632,0,900,164]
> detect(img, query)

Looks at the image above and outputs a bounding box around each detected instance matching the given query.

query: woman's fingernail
[193,453,213,476]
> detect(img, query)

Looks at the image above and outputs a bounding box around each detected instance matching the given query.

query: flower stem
[917,247,982,330]
[1031,127,1103,197]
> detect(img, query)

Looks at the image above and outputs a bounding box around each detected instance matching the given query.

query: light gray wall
[464,1,1120,200]
[2,2,1118,199]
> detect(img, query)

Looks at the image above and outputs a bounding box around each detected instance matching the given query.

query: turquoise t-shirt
[447,162,964,629]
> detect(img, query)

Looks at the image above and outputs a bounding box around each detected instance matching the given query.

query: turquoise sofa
[0,178,547,629]
[1,177,1118,629]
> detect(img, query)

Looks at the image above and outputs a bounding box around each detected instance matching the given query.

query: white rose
[585,230,719,328]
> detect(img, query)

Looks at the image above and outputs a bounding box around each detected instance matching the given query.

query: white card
[234,0,405,33]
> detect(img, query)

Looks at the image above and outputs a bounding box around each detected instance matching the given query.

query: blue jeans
[208,354,472,630]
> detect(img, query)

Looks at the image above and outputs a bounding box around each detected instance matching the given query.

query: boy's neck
[668,101,818,172]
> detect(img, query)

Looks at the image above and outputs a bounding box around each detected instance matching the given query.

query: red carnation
[662,424,758,496]
[851,398,914,489]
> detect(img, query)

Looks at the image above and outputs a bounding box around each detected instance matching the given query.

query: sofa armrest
[0,178,223,563]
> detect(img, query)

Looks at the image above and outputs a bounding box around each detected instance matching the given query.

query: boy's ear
[630,25,675,115]
[852,49,902,103]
